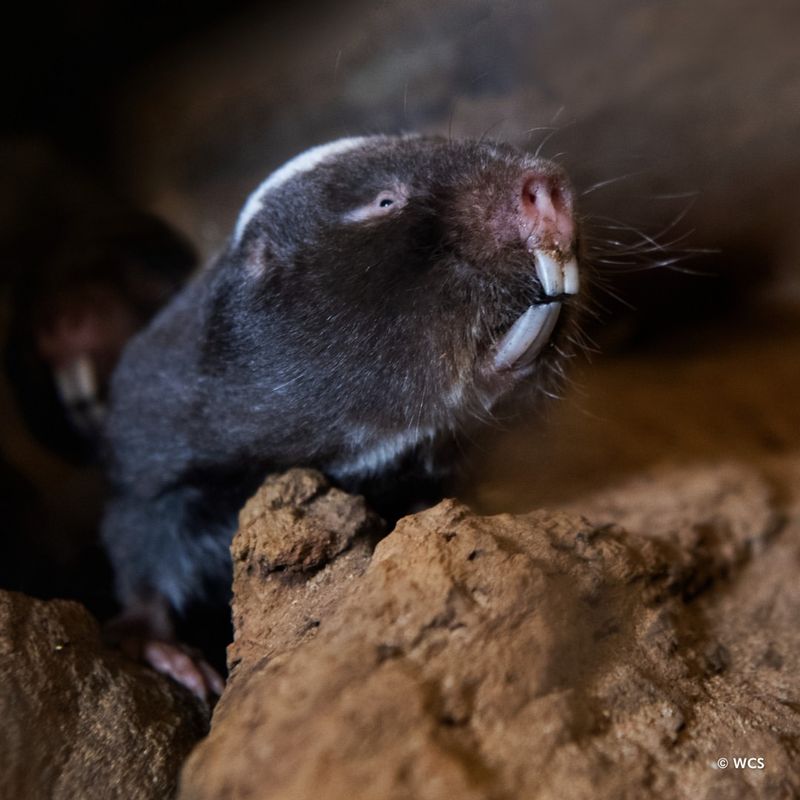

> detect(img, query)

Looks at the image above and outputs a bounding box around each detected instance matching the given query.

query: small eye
[343,185,409,223]
[375,191,399,209]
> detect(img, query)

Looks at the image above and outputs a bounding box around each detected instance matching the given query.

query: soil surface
[179,439,800,799]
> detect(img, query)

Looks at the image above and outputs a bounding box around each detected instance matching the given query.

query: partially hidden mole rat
[101,134,583,698]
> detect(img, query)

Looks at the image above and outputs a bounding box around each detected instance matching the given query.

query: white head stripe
[233,136,372,244]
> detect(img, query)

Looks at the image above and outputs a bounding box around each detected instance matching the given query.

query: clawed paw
[141,639,225,701]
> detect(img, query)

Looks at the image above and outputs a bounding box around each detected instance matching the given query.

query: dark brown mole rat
[101,134,583,697]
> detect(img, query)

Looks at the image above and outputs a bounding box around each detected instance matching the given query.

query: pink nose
[519,173,575,252]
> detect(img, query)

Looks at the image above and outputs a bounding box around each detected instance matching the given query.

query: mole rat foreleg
[101,486,233,699]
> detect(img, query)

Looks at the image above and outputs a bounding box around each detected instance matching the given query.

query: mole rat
[101,134,582,697]
[6,208,195,463]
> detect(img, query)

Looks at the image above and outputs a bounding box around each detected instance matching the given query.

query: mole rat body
[102,134,582,690]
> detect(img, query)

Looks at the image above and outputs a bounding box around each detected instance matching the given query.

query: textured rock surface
[0,591,208,800]
[226,469,382,688]
[179,464,800,799]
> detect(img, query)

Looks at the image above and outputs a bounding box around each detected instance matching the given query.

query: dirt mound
[179,465,799,799]
[0,591,208,800]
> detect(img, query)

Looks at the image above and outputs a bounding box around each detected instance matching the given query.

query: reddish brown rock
[0,591,208,800]
[179,465,800,800]
[224,468,382,698]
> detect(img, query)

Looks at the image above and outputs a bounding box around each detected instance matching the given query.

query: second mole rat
[102,134,583,697]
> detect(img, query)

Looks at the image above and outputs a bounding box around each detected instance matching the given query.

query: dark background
[2,2,262,173]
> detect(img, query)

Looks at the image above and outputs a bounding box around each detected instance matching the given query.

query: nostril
[519,172,575,251]
[522,176,569,217]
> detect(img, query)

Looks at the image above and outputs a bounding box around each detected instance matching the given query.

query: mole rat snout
[512,167,579,299]
[519,171,575,252]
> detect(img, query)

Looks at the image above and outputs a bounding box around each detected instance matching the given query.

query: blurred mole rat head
[227,134,582,459]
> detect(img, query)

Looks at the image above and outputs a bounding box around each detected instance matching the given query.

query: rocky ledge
[0,591,208,799]
[178,463,800,800]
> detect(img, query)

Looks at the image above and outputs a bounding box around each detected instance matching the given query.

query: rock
[0,591,208,800]
[225,468,382,694]
[569,462,781,600]
[179,465,800,799]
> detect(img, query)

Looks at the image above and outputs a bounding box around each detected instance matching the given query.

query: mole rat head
[231,134,582,431]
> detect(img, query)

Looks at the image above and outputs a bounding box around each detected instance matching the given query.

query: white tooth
[54,356,96,404]
[563,257,580,295]
[73,355,96,398]
[493,302,562,371]
[55,364,80,403]
[534,250,564,297]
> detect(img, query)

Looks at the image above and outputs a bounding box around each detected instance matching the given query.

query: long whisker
[580,171,648,196]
